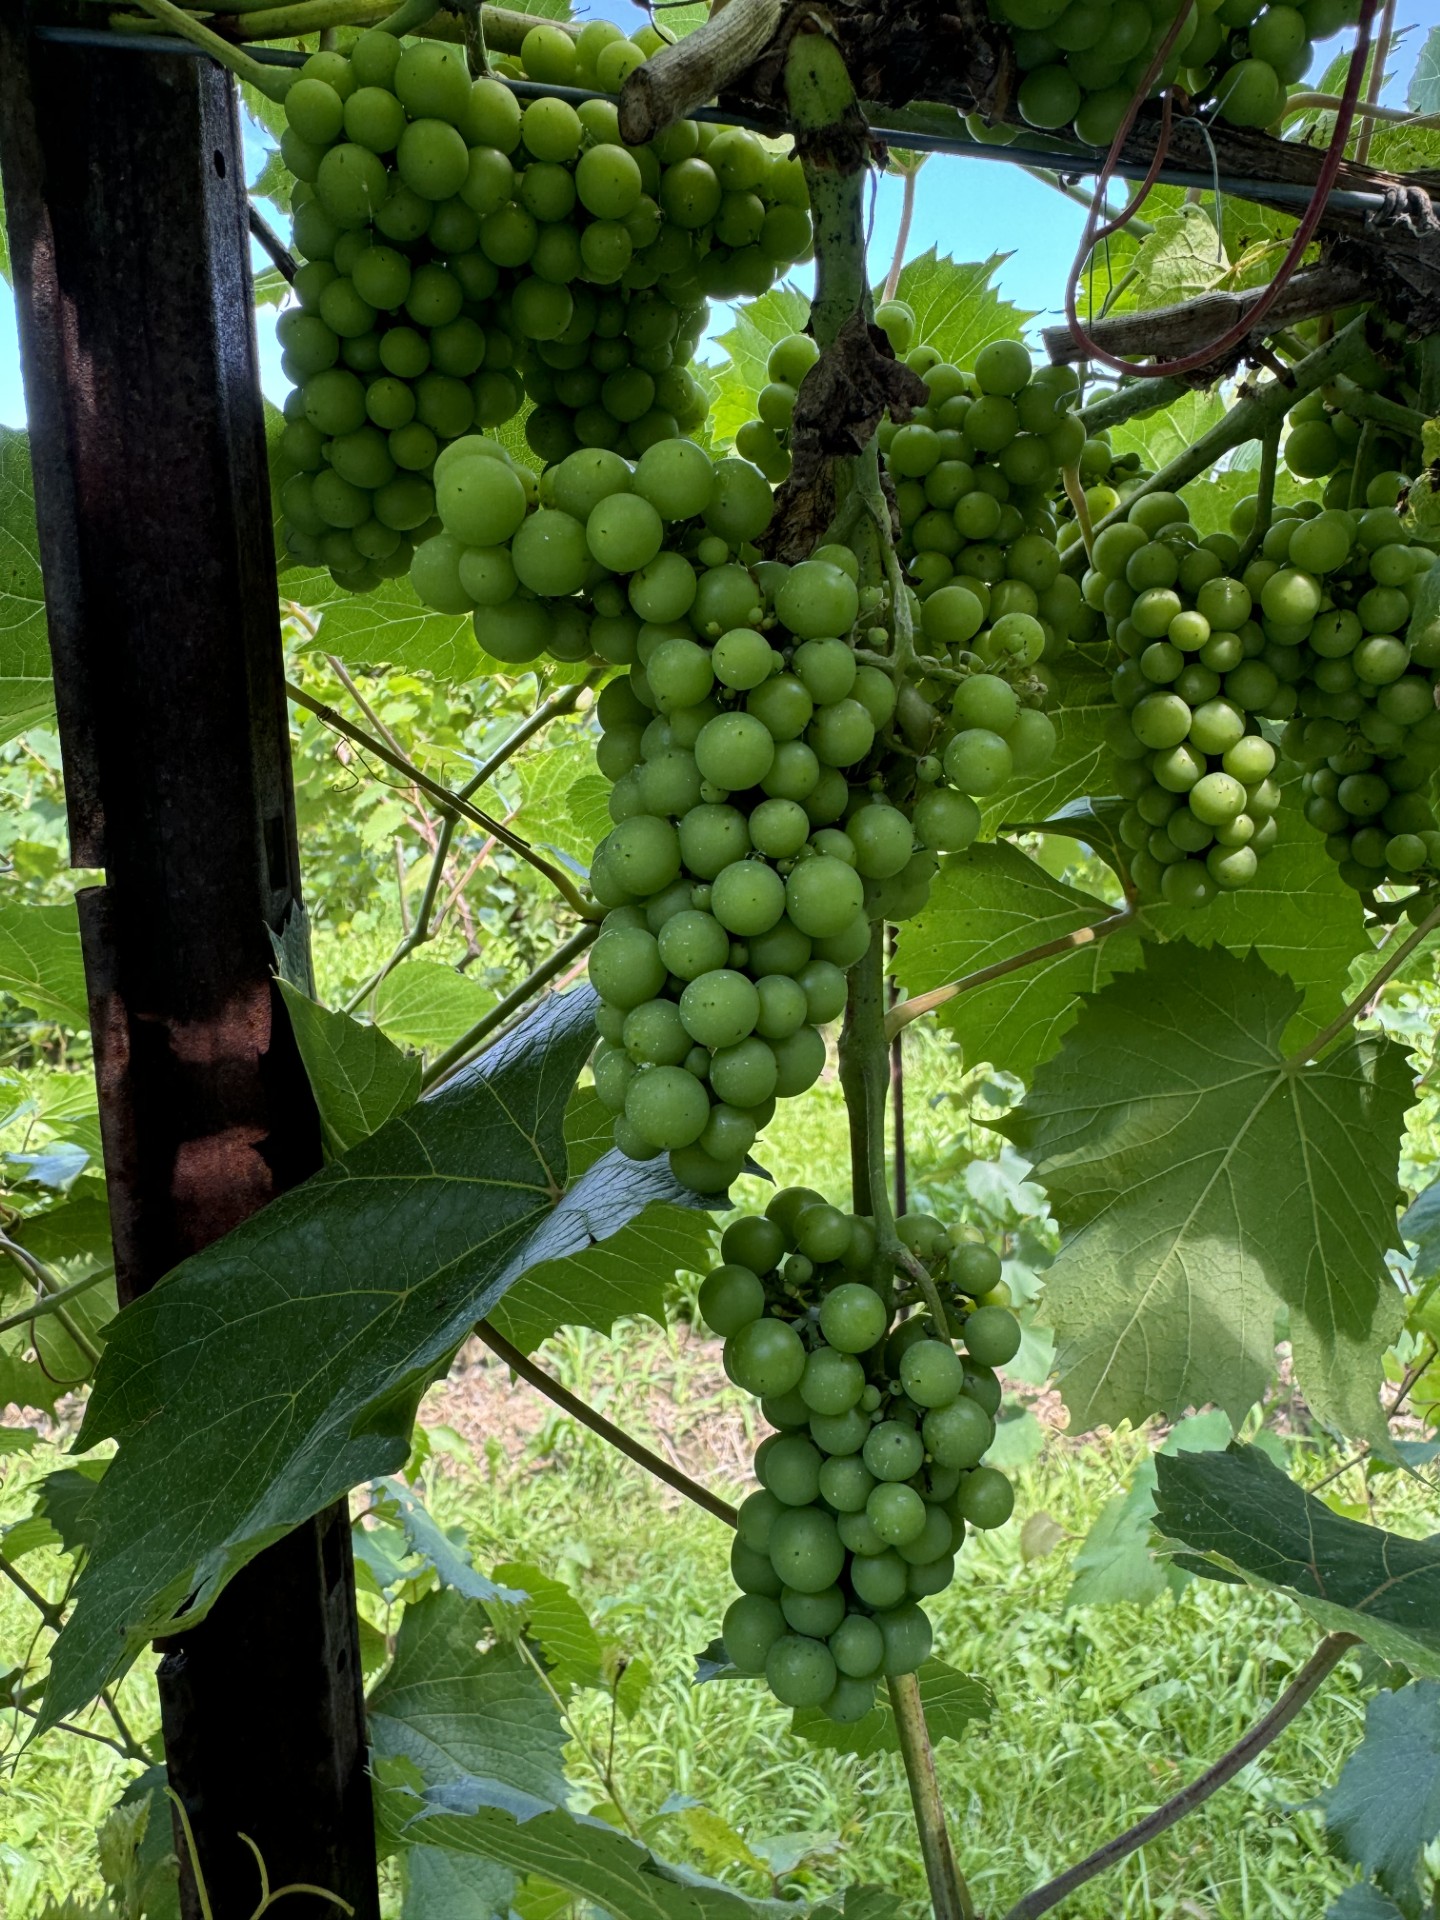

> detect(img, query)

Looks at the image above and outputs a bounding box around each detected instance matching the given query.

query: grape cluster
[274,26,811,591]
[706,1193,1018,1721]
[1091,490,1287,906]
[1260,496,1440,892]
[988,0,1357,145]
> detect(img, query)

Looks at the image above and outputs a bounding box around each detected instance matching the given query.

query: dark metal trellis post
[0,10,381,1916]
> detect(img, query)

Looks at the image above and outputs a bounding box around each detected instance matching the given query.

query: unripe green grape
[849,1551,909,1610]
[722,1593,784,1672]
[726,1316,807,1397]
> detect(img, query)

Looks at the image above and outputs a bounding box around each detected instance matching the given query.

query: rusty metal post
[0,11,381,1916]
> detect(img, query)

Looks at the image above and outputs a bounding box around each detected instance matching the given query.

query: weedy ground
[1,1034,1429,1916]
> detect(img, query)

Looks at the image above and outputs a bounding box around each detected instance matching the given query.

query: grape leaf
[981,650,1113,835]
[1401,1177,1440,1286]
[488,1562,604,1693]
[0,427,54,747]
[883,250,1032,367]
[402,1845,512,1920]
[1325,1680,1440,1903]
[0,902,88,1029]
[1406,24,1440,113]
[1067,1411,1232,1609]
[312,575,482,683]
[705,285,813,450]
[1104,210,1229,315]
[278,980,421,1155]
[514,747,612,869]
[1001,943,1411,1441]
[892,842,1117,1081]
[39,987,703,1728]
[1153,1444,1440,1674]
[369,1478,524,1608]
[1327,1888,1409,1920]
[1109,389,1228,474]
[382,1783,797,1920]
[372,960,494,1056]
[369,1589,569,1801]
[789,1659,992,1758]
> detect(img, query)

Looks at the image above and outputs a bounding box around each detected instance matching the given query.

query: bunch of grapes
[1090,490,1288,906]
[703,1192,1018,1722]
[1258,495,1440,893]
[988,0,1358,144]
[273,26,812,592]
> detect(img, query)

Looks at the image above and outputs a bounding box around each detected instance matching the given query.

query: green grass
[0,1322,1403,1919]
[0,1034,1416,1916]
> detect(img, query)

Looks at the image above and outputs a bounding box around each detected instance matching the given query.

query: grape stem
[121,0,291,95]
[886,907,1137,1041]
[285,677,600,920]
[0,1228,104,1371]
[1286,898,1440,1068]
[1237,419,1280,568]
[1060,461,1095,566]
[889,1672,974,1920]
[882,159,921,305]
[999,1632,1359,1920]
[473,1320,740,1528]
[1328,379,1430,442]
[0,1258,113,1341]
[840,931,973,1920]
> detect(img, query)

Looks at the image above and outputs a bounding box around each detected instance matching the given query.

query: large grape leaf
[1325,1680,1440,1905]
[0,427,54,746]
[1407,24,1440,113]
[39,987,706,1729]
[277,979,420,1155]
[1001,943,1412,1441]
[0,901,88,1028]
[1328,1889,1409,1920]
[882,250,1032,365]
[1154,1445,1440,1675]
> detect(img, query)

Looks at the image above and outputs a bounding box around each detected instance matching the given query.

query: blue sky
[0,3,1423,426]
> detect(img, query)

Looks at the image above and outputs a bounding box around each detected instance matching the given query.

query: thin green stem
[422,923,597,1088]
[167,1790,216,1920]
[883,163,920,304]
[0,1233,103,1369]
[889,1673,973,1920]
[1288,900,1440,1066]
[1238,420,1281,567]
[0,1263,112,1339]
[1329,380,1429,441]
[0,1552,64,1632]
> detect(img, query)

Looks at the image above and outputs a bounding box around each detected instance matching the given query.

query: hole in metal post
[213,149,226,177]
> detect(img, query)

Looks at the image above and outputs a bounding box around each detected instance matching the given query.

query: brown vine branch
[247,204,295,283]
[1000,1632,1360,1920]
[885,908,1136,1042]
[1042,263,1371,368]
[473,1321,740,1529]
[617,0,785,144]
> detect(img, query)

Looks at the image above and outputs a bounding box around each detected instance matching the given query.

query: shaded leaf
[0,902,88,1028]
[1327,1886,1410,1920]
[1153,1444,1440,1674]
[371,1478,525,1608]
[1326,1680,1440,1902]
[1001,943,1411,1441]
[41,989,695,1728]
[790,1658,992,1758]
[369,1588,569,1803]
[403,1844,512,1919]
[490,1561,605,1692]
[313,575,482,683]
[278,980,421,1155]
[372,960,494,1056]
[0,427,53,746]
[1067,1411,1232,1609]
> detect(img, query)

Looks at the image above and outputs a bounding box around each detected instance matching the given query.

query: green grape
[698,1263,765,1336]
[726,1316,807,1397]
[817,1283,888,1353]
